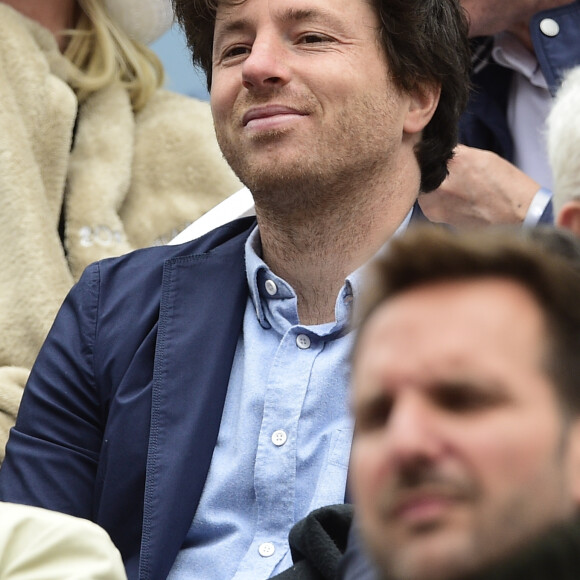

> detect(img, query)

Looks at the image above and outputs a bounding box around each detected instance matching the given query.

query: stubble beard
[366,466,481,580]
[214,89,402,223]
[367,460,574,580]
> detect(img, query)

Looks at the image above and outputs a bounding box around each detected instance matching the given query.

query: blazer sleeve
[0,263,104,520]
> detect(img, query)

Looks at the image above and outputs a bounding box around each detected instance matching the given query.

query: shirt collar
[244,207,413,331]
[492,32,548,90]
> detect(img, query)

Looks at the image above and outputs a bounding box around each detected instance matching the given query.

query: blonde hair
[63,0,165,112]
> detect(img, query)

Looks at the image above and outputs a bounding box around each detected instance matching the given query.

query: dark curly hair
[172,0,471,192]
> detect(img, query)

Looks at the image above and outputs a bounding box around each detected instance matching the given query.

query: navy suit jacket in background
[458,0,580,225]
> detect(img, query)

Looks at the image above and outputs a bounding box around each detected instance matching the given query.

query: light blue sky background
[151,24,210,101]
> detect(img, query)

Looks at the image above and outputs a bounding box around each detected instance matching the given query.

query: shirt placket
[232,327,321,579]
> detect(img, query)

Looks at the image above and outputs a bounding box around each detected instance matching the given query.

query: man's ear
[403,83,441,135]
[556,200,580,238]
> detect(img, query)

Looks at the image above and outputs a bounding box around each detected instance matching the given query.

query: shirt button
[539,18,559,37]
[265,279,278,296]
[271,430,288,446]
[259,542,275,557]
[296,334,311,349]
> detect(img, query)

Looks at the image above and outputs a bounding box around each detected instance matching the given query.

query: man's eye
[434,385,502,413]
[223,45,250,59]
[356,396,393,433]
[297,34,330,44]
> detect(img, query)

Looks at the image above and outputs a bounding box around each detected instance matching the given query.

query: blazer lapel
[139,230,250,580]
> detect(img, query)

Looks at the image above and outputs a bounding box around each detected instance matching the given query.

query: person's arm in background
[418,145,553,226]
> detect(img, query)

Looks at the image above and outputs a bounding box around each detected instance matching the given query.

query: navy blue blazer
[458,0,580,225]
[0,217,255,580]
[0,207,428,579]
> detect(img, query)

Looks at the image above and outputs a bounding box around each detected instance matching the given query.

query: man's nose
[385,393,445,469]
[241,34,291,91]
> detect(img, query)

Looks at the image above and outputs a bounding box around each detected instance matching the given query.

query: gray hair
[547,66,580,214]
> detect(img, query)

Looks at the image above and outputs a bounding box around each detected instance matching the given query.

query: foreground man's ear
[402,82,441,135]
[557,200,580,238]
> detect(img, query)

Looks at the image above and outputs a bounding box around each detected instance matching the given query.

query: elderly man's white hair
[547,66,580,217]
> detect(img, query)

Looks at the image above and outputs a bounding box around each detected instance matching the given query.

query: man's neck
[255,177,418,326]
[3,0,78,51]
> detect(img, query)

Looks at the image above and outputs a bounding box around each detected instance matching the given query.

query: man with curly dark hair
[0,1,471,578]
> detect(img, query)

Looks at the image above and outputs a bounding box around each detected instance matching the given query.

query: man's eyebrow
[279,7,335,23]
[279,7,348,32]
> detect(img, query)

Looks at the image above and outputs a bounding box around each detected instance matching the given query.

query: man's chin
[372,525,480,580]
[231,159,327,206]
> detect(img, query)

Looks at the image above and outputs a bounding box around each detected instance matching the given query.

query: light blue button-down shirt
[492,32,553,190]
[169,213,412,579]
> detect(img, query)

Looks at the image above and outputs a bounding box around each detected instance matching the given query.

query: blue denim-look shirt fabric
[169,212,411,579]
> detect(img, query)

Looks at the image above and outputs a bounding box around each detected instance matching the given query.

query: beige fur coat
[0,4,241,461]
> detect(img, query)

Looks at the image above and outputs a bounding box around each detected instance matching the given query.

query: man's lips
[384,486,469,526]
[242,105,307,128]
[391,494,455,524]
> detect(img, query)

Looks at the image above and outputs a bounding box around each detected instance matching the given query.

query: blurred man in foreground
[349,227,580,580]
